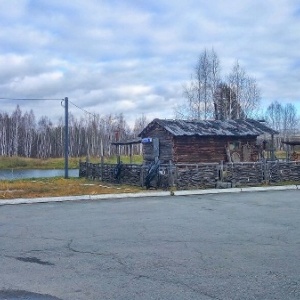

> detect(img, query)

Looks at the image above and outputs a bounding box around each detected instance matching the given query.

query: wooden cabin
[139,118,278,164]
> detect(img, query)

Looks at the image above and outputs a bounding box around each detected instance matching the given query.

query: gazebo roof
[282,136,300,145]
[111,138,142,146]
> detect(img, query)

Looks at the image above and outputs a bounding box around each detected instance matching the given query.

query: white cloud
[0,0,28,19]
[0,0,299,127]
[9,72,64,95]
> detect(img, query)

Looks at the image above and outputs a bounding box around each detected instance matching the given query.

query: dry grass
[0,155,143,169]
[0,177,143,200]
[0,156,80,169]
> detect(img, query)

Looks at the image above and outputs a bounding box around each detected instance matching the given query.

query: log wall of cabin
[142,125,174,163]
[173,136,257,163]
[141,122,258,163]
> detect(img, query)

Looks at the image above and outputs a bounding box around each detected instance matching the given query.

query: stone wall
[175,163,218,190]
[79,162,145,186]
[224,162,264,186]
[79,161,300,189]
[266,161,300,183]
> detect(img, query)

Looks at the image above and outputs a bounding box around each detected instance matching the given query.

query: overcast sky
[0,0,299,127]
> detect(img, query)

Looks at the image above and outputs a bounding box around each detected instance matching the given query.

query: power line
[0,97,63,101]
[69,100,96,117]
[0,97,96,116]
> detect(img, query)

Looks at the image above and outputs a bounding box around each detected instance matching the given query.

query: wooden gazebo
[111,138,142,163]
[282,136,300,161]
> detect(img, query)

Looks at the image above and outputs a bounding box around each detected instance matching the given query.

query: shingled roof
[140,118,278,137]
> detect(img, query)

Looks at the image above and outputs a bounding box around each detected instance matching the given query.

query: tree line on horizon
[0,105,148,159]
[0,101,298,159]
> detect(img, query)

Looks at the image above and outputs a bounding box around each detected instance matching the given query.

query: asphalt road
[0,190,299,300]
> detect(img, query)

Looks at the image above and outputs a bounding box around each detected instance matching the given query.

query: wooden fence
[79,160,300,190]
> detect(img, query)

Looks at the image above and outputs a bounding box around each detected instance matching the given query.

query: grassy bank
[0,155,143,170]
[0,156,80,169]
[0,156,144,200]
[0,177,143,199]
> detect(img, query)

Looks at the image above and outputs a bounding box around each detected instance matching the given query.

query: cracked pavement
[0,190,300,299]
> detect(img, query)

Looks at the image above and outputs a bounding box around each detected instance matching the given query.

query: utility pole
[64,97,69,179]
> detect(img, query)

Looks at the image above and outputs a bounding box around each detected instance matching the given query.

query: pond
[0,169,79,180]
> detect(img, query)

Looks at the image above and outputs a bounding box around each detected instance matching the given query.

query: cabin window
[229,141,240,151]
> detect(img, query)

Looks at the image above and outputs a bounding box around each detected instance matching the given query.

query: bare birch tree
[36,116,53,158]
[266,101,283,132]
[265,101,299,149]
[283,103,298,137]
[0,113,8,156]
[243,76,261,118]
[177,48,220,120]
[213,83,240,120]
[11,105,22,156]
[266,101,298,138]
[178,50,261,120]
[227,61,260,118]
[210,48,221,116]
[21,110,36,157]
[133,114,149,155]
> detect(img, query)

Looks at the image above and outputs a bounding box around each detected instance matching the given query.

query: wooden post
[130,144,133,164]
[286,144,290,162]
[79,158,82,177]
[220,160,224,181]
[263,159,268,184]
[271,134,275,161]
[64,97,69,179]
[169,160,174,187]
[116,144,120,164]
[140,165,144,187]
[174,164,178,188]
[86,155,89,179]
[100,156,104,180]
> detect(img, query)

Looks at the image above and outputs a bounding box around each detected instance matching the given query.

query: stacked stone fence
[174,163,218,190]
[223,162,264,186]
[79,160,300,189]
[266,161,300,183]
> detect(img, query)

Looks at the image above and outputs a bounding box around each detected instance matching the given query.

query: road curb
[0,191,170,206]
[173,187,242,196]
[0,185,298,205]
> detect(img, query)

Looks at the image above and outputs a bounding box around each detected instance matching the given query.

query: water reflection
[0,169,79,180]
